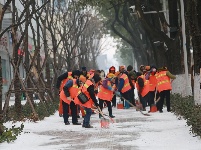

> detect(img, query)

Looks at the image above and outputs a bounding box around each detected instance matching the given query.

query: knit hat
[81,67,87,71]
[93,74,101,83]
[72,70,81,77]
[145,66,150,71]
[127,65,133,72]
[109,66,115,70]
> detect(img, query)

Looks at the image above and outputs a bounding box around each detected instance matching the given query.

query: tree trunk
[0,56,2,113]
[187,0,201,73]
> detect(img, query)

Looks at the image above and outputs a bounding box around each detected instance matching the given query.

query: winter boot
[85,124,93,128]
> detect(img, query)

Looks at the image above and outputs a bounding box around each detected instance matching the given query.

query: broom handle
[154,86,157,101]
[92,108,114,123]
[120,96,150,116]
[97,106,107,119]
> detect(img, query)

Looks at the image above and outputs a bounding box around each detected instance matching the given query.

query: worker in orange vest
[145,66,157,109]
[107,66,116,107]
[56,71,73,117]
[155,67,176,113]
[116,71,132,109]
[74,74,101,128]
[60,70,81,125]
[135,72,150,111]
[97,73,116,118]
[128,70,137,106]
[81,67,88,78]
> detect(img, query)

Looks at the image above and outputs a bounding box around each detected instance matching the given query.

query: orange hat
[120,66,125,70]
[79,75,86,83]
[145,66,150,71]
[110,66,115,70]
[114,71,121,77]
[89,69,95,74]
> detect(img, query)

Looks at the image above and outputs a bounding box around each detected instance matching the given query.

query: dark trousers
[139,93,149,109]
[121,90,132,108]
[99,99,112,116]
[62,100,78,124]
[157,90,171,111]
[149,91,155,106]
[83,107,92,126]
[130,88,136,106]
[112,94,116,107]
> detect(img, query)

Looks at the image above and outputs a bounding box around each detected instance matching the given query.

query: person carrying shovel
[97,73,116,118]
[74,74,101,128]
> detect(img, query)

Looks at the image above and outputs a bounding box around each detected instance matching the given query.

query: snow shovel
[97,106,111,128]
[150,89,158,113]
[115,92,150,116]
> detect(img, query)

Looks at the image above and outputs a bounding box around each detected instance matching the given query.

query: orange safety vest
[68,79,80,99]
[136,75,149,97]
[155,71,172,93]
[60,90,71,105]
[59,72,73,91]
[120,74,131,93]
[74,80,93,108]
[149,73,157,91]
[97,80,113,101]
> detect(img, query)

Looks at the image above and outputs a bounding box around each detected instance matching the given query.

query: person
[119,66,125,73]
[107,66,116,107]
[135,72,150,111]
[128,71,137,106]
[145,66,157,109]
[127,65,134,73]
[94,70,101,76]
[108,66,116,74]
[100,70,105,80]
[97,73,116,118]
[74,74,101,128]
[60,70,81,125]
[56,71,73,117]
[139,65,147,75]
[155,67,176,112]
[81,67,88,78]
[116,71,132,109]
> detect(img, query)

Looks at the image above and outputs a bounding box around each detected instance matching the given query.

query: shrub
[1,100,59,143]
[171,94,201,137]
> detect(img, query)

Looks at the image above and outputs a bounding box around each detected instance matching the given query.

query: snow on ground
[1,99,201,150]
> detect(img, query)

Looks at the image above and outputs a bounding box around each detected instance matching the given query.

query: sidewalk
[1,104,201,150]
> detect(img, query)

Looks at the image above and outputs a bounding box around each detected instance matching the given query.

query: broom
[92,106,115,123]
[150,88,158,112]
[115,92,150,116]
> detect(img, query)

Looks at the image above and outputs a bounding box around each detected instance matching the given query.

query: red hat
[109,66,115,70]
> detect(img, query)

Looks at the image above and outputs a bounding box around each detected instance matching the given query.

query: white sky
[100,36,119,71]
[1,96,201,150]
